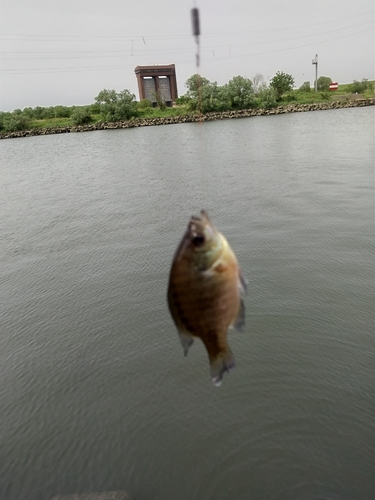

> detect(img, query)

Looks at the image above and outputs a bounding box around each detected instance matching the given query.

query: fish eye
[192,233,205,247]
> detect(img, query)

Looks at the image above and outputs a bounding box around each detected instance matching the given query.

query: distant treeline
[0,74,373,133]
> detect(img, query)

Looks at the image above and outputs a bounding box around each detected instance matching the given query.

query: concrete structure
[134,64,178,106]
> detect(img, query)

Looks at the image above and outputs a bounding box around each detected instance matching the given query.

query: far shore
[1,97,373,140]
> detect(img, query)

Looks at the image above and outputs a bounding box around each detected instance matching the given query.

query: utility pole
[312,54,318,92]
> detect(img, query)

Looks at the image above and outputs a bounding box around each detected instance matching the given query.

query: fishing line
[191,7,202,117]
[190,6,212,214]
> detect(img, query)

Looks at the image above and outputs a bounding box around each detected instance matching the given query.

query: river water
[0,107,374,500]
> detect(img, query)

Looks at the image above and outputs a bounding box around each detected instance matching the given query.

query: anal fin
[232,299,245,332]
[239,271,248,294]
[178,330,194,356]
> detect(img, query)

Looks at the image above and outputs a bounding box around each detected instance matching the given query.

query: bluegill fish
[167,211,246,386]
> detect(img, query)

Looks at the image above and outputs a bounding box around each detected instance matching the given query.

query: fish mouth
[188,211,217,249]
[189,220,206,247]
[189,211,210,233]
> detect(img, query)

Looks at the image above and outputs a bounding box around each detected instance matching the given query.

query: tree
[32,106,47,119]
[299,81,311,92]
[191,81,228,113]
[71,108,92,125]
[22,107,35,118]
[185,75,227,113]
[54,105,72,118]
[223,75,255,109]
[89,102,101,114]
[317,76,332,91]
[137,99,153,110]
[0,112,9,130]
[270,71,295,99]
[257,87,278,109]
[350,78,372,94]
[44,107,56,119]
[95,89,138,121]
[350,80,362,93]
[2,112,30,131]
[185,74,210,99]
[151,89,167,110]
[175,95,191,105]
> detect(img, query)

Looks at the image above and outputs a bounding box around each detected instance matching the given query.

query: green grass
[337,80,374,95]
[1,87,374,134]
[24,108,192,129]
[137,105,192,118]
[336,82,373,94]
[282,91,329,104]
[29,117,74,128]
[28,114,103,129]
[281,83,375,105]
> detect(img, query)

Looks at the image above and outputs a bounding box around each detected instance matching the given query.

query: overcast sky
[0,0,374,111]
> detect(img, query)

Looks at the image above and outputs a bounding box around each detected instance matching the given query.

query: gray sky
[0,0,374,111]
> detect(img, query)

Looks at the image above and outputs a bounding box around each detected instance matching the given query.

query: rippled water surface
[0,107,374,500]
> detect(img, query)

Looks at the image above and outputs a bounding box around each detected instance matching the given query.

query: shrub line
[1,98,373,140]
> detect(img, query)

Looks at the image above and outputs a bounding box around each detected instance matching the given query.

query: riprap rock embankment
[1,98,374,140]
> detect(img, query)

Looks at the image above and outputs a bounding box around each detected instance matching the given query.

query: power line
[203,10,373,37]
[1,20,371,60]
[214,27,374,61]
[1,27,372,75]
[0,10,372,41]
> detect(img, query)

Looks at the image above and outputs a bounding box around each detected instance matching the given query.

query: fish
[167,210,246,386]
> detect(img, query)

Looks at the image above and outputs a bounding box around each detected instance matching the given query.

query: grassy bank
[30,91,375,130]
[0,105,198,133]
[1,83,374,134]
[1,98,374,141]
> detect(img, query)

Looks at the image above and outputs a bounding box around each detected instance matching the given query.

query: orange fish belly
[168,251,240,371]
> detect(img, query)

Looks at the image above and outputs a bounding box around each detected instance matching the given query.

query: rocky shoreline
[1,98,374,140]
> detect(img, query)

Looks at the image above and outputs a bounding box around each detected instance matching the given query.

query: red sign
[329,82,339,91]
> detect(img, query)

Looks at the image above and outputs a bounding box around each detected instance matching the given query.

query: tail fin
[210,350,235,387]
